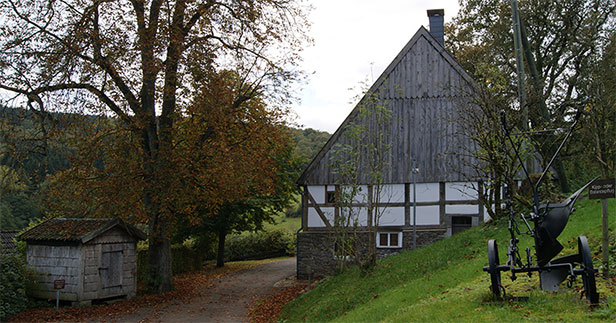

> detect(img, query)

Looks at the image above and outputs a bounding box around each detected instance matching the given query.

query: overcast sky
[291,0,460,133]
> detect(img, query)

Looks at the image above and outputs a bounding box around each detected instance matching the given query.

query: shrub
[285,203,301,218]
[0,255,27,321]
[171,244,203,275]
[226,229,295,261]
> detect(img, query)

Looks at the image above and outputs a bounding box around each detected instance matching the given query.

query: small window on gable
[326,186,336,204]
[377,232,402,248]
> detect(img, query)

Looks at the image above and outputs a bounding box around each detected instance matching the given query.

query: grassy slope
[280,199,616,322]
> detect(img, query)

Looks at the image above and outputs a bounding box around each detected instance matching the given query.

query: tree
[329,81,392,273]
[0,0,309,292]
[453,63,529,219]
[577,29,616,178]
[173,70,299,267]
[447,0,616,193]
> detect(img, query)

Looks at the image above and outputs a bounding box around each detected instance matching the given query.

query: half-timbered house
[296,10,487,278]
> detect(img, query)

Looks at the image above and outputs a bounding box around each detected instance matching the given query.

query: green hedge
[0,255,27,321]
[226,229,295,261]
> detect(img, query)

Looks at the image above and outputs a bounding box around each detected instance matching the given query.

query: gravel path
[111,258,297,323]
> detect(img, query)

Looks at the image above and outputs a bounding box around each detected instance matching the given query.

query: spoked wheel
[578,236,598,305]
[488,240,503,299]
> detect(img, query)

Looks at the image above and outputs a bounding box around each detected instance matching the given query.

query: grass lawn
[280,198,616,322]
[264,210,301,234]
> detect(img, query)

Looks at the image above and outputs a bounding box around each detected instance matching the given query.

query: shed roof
[19,218,146,243]
[1,230,19,255]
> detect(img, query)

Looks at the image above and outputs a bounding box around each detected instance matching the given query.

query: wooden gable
[298,27,479,185]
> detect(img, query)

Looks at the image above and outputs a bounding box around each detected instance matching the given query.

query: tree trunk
[552,157,570,193]
[217,226,227,267]
[148,232,174,292]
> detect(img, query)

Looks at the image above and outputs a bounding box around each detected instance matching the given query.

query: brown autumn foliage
[44,69,293,223]
[0,0,310,292]
[250,284,309,323]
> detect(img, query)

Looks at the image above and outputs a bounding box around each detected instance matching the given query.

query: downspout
[295,185,305,281]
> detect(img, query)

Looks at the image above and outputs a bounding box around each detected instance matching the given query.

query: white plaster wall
[446,204,479,214]
[446,182,478,200]
[377,184,405,203]
[307,186,325,204]
[341,185,369,203]
[377,206,405,226]
[347,207,369,226]
[410,183,439,202]
[412,205,440,225]
[307,207,323,227]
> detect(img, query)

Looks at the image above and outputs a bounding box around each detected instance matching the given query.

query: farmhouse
[296,10,488,278]
[19,218,146,306]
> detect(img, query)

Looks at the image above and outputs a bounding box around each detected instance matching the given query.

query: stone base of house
[296,228,447,279]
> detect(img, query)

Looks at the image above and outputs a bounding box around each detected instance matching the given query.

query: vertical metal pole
[602,198,610,279]
[511,0,533,173]
[412,159,417,250]
[56,290,60,310]
[511,0,526,126]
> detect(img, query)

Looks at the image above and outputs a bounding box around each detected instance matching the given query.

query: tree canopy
[0,0,310,292]
[447,0,616,193]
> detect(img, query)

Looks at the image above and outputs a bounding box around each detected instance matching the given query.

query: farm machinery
[483,110,599,304]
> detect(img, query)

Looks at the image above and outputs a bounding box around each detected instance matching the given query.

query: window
[326,186,336,204]
[326,191,336,203]
[377,232,402,248]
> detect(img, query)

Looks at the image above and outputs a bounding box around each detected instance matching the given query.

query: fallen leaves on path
[249,284,308,323]
[9,261,265,323]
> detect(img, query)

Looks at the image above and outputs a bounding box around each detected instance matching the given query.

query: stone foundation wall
[297,228,447,279]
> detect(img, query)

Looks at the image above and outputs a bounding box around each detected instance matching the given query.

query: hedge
[0,255,27,321]
[225,229,295,261]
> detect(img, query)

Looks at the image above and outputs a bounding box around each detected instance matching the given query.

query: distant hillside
[280,198,616,321]
[0,108,331,229]
[286,127,331,171]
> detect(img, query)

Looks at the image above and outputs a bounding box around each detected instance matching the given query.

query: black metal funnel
[535,178,597,267]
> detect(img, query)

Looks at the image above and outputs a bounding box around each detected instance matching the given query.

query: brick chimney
[427,9,445,46]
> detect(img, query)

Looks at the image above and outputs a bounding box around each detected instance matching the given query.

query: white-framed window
[377,232,402,248]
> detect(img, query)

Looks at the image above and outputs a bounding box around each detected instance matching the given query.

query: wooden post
[589,178,614,279]
[601,198,609,279]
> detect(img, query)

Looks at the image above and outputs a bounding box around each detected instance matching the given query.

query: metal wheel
[578,236,598,305]
[488,239,502,299]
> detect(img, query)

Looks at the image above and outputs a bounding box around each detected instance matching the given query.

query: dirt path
[112,258,297,323]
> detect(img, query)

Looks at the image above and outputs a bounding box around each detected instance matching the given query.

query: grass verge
[279,198,616,322]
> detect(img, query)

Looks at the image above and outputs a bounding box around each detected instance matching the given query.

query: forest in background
[0,106,331,231]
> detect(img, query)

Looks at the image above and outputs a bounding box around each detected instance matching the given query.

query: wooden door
[99,245,123,296]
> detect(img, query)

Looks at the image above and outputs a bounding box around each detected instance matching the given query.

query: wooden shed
[19,218,146,306]
[296,10,487,278]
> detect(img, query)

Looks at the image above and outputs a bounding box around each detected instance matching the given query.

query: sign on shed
[54,280,65,290]
[589,178,615,199]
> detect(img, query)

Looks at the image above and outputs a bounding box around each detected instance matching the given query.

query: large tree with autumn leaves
[0,0,310,292]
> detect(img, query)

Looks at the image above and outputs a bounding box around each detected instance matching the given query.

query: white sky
[291,0,460,133]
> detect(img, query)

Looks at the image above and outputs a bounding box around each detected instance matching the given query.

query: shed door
[100,247,123,295]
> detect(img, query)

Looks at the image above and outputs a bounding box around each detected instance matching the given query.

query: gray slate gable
[298,26,478,185]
